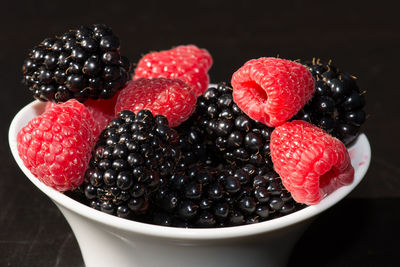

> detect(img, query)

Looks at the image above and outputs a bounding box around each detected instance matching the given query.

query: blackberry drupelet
[295,59,366,145]
[22,24,131,103]
[174,121,221,170]
[151,164,304,228]
[82,110,180,219]
[191,83,274,168]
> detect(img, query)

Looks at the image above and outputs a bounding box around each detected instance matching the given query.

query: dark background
[1,0,399,266]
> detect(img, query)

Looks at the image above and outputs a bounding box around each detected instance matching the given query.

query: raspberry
[84,91,119,117]
[45,96,116,138]
[115,78,197,127]
[270,120,354,205]
[17,100,95,191]
[84,103,114,137]
[231,57,315,127]
[133,45,213,96]
[84,93,119,136]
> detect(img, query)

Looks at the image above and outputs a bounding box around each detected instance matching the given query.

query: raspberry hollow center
[243,81,268,104]
[319,166,339,191]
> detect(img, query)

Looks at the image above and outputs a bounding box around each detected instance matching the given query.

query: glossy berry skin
[188,84,274,167]
[151,164,304,228]
[174,122,220,170]
[22,24,131,103]
[82,110,180,219]
[270,120,354,205]
[231,57,315,127]
[17,100,95,191]
[294,59,366,145]
[133,45,213,97]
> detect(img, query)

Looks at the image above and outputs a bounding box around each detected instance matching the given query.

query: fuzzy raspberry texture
[115,78,196,127]
[46,95,116,138]
[82,95,117,136]
[17,100,95,191]
[231,57,315,127]
[270,120,354,205]
[133,45,213,97]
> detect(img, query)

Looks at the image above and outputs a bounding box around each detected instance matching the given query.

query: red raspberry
[270,120,354,205]
[46,95,116,138]
[84,103,114,137]
[115,78,196,127]
[134,45,213,96]
[83,95,118,136]
[231,57,315,127]
[84,92,119,117]
[17,100,95,191]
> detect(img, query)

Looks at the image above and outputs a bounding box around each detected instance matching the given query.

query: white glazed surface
[9,100,371,267]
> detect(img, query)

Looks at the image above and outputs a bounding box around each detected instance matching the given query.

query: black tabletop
[1,1,399,266]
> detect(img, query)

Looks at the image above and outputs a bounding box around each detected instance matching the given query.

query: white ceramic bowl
[9,100,371,267]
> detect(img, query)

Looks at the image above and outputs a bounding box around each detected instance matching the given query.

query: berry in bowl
[10,25,370,267]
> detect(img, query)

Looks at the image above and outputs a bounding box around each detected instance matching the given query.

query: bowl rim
[9,100,371,241]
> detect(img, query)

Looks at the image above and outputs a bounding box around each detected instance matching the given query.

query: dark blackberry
[22,24,132,103]
[189,83,274,168]
[295,59,366,145]
[81,110,180,220]
[174,121,222,170]
[150,164,304,228]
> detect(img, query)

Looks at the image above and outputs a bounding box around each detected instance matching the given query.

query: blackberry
[82,110,180,219]
[22,24,131,103]
[190,83,274,168]
[174,121,221,170]
[151,164,304,228]
[295,59,366,145]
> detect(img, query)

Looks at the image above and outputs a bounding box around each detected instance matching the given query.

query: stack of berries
[17,24,366,228]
